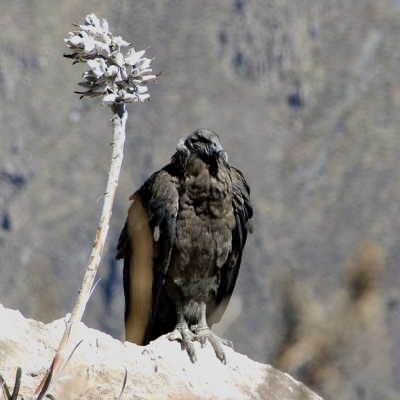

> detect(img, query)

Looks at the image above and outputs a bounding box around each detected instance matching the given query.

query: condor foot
[167,322,200,363]
[167,322,233,364]
[190,324,233,364]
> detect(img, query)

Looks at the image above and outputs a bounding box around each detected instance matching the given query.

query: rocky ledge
[0,304,322,399]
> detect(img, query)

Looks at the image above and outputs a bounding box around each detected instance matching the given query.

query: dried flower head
[64,13,161,105]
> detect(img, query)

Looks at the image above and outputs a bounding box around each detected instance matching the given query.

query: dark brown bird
[116,129,253,363]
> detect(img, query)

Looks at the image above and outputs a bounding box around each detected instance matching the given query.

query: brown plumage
[116,129,253,363]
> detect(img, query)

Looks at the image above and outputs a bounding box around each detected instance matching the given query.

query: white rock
[0,304,322,399]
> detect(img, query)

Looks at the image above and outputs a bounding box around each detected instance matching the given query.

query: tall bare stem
[33,103,127,399]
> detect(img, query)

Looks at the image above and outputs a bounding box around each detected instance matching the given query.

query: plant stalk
[33,103,127,399]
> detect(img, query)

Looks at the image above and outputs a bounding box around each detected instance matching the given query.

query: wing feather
[207,166,253,326]
[116,165,179,344]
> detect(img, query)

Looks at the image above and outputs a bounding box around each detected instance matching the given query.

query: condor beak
[218,149,228,162]
[213,141,228,162]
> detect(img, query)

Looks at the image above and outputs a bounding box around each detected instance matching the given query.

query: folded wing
[207,166,253,326]
[116,165,179,344]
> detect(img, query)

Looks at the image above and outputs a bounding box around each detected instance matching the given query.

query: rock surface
[0,304,321,400]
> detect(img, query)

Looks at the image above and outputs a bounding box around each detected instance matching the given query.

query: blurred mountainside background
[1,1,400,399]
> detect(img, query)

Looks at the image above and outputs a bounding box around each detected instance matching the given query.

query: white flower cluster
[64,13,159,105]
